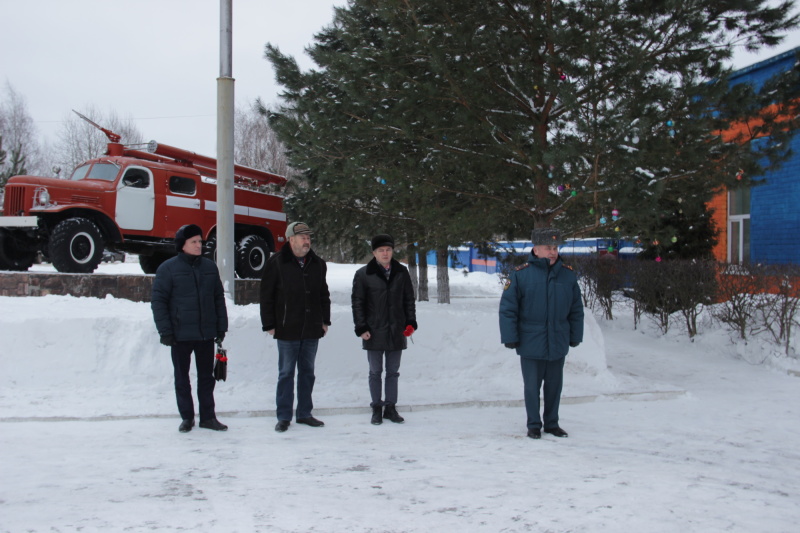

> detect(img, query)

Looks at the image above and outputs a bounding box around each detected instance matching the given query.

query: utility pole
[217,0,235,299]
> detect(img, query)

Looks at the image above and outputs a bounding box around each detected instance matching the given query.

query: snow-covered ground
[2,259,799,532]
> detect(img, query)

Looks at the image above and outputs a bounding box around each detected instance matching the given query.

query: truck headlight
[33,187,50,207]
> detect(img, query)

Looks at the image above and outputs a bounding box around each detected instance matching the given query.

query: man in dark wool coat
[499,227,583,440]
[352,234,417,425]
[151,224,229,433]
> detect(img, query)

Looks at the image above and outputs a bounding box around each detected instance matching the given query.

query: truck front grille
[3,185,26,215]
[71,195,99,204]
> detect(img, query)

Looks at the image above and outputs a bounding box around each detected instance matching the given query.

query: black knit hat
[175,224,203,252]
[371,234,394,250]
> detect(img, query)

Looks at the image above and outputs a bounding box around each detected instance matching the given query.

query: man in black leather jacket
[352,234,417,425]
[151,224,228,433]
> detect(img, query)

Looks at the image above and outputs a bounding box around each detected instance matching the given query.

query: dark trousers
[171,339,216,422]
[520,356,566,430]
[276,339,319,421]
[367,350,402,407]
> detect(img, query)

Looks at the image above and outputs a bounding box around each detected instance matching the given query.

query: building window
[728,187,750,264]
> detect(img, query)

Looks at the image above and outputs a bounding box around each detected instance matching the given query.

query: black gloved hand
[160,334,175,346]
[569,341,580,348]
[215,332,226,344]
[504,342,520,349]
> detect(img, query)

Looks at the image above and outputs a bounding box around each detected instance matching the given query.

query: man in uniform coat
[499,227,584,439]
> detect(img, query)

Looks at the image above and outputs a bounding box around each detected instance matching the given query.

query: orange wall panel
[708,190,728,262]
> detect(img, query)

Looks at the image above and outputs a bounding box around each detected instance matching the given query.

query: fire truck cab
[0,130,287,278]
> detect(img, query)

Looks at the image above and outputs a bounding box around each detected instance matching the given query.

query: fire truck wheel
[203,233,217,262]
[49,218,105,273]
[0,231,36,271]
[235,234,270,279]
[139,252,172,274]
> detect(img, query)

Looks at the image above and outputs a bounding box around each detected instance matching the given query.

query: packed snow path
[2,262,798,531]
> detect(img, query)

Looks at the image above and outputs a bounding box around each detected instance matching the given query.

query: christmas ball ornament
[653,239,659,245]
[557,185,565,192]
[548,172,553,178]
[600,217,607,224]
[615,226,620,232]
[671,236,677,243]
[611,209,619,217]
[571,190,577,197]
[669,129,676,137]
[589,208,595,215]
[655,256,662,262]
[607,246,614,252]
[666,120,674,127]
[612,215,618,221]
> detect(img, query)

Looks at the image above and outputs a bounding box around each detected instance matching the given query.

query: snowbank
[1,264,619,419]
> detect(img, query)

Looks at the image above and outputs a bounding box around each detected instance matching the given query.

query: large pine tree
[266,0,799,261]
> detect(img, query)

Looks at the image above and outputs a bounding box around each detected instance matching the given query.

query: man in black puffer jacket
[152,224,228,433]
[352,234,417,425]
[260,221,331,433]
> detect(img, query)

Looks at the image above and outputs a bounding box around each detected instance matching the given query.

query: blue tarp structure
[424,238,642,274]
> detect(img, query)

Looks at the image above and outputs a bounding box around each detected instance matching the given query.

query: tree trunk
[436,247,451,304]
[407,240,419,300]
[418,247,429,302]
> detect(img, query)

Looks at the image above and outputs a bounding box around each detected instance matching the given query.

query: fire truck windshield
[69,162,120,182]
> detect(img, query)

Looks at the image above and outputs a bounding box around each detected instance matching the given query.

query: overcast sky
[2,0,799,162]
[1,0,347,157]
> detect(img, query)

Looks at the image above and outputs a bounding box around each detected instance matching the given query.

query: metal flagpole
[216,0,235,299]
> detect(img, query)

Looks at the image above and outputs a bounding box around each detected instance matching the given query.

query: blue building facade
[712,48,800,265]
[750,132,800,264]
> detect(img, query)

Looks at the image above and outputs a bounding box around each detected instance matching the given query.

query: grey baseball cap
[286,222,313,238]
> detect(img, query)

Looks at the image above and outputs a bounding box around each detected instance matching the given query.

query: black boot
[544,426,568,438]
[383,404,405,424]
[199,418,228,431]
[371,406,383,425]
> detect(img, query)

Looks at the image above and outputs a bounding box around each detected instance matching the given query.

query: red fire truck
[0,119,287,278]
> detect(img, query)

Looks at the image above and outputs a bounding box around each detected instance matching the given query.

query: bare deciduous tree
[0,83,45,178]
[54,105,143,177]
[235,101,291,177]
[711,264,769,341]
[753,264,800,355]
[572,256,622,321]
